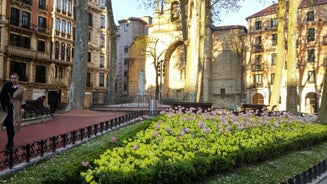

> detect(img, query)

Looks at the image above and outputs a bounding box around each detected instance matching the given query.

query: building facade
[0,0,110,108]
[116,17,150,96]
[245,0,327,113]
[139,0,245,109]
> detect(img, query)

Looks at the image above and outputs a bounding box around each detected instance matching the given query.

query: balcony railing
[253,44,264,52]
[252,64,264,71]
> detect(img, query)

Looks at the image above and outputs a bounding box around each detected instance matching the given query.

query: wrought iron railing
[282,158,327,184]
[0,111,144,172]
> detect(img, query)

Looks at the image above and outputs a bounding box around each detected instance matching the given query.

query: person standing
[0,73,26,150]
[48,91,58,117]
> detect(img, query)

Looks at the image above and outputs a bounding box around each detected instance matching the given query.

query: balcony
[252,64,264,71]
[252,44,264,52]
[6,45,35,58]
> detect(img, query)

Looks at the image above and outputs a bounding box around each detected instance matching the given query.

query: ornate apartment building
[245,0,327,113]
[0,0,110,108]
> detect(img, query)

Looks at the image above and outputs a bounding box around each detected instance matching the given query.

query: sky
[111,0,271,27]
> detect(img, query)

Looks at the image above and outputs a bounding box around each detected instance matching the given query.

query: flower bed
[82,108,327,184]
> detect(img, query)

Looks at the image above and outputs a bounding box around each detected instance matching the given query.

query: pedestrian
[0,73,26,150]
[36,95,46,116]
[48,91,58,117]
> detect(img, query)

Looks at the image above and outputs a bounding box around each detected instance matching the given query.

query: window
[88,13,93,27]
[38,16,47,31]
[100,34,105,47]
[124,45,129,53]
[307,28,315,42]
[254,36,262,52]
[67,0,72,16]
[61,43,65,60]
[55,18,60,31]
[124,24,129,32]
[37,40,45,52]
[307,49,315,62]
[55,41,60,59]
[307,70,315,83]
[124,58,129,65]
[254,74,263,84]
[66,44,71,61]
[23,0,32,5]
[10,8,20,26]
[100,15,105,28]
[271,73,275,85]
[22,11,31,28]
[307,11,314,22]
[255,21,262,30]
[62,0,67,13]
[10,62,27,82]
[99,73,104,87]
[100,0,105,9]
[67,22,72,35]
[53,66,63,79]
[271,34,277,46]
[254,55,263,70]
[61,20,66,33]
[271,18,277,28]
[10,34,30,49]
[86,73,91,87]
[35,65,46,83]
[220,88,226,99]
[39,0,46,9]
[56,0,61,11]
[271,53,277,66]
[100,54,104,67]
[88,52,91,62]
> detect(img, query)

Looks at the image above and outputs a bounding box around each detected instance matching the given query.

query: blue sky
[111,0,270,27]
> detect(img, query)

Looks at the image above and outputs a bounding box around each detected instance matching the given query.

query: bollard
[149,99,158,116]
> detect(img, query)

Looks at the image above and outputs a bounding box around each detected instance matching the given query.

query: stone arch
[305,92,318,114]
[162,40,185,98]
[252,93,264,104]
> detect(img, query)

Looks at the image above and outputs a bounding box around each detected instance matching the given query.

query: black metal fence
[282,159,327,184]
[0,111,144,171]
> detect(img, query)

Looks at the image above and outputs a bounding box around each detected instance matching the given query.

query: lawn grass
[0,118,327,184]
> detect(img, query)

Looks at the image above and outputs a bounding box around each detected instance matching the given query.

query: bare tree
[66,0,88,111]
[106,0,117,104]
[269,0,286,111]
[134,36,167,100]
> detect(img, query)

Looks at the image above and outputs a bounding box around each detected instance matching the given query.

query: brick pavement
[0,110,129,151]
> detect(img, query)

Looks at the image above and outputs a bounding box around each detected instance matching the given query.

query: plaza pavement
[0,110,129,152]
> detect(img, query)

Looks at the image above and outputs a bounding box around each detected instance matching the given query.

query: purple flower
[133,145,139,150]
[180,130,185,136]
[155,124,160,130]
[82,161,89,167]
[153,131,159,137]
[111,136,116,142]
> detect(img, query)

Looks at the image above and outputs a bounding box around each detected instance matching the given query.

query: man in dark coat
[48,91,59,117]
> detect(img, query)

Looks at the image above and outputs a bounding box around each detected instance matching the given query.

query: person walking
[36,95,46,119]
[0,73,26,150]
[48,91,58,117]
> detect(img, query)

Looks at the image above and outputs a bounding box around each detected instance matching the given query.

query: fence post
[26,144,31,163]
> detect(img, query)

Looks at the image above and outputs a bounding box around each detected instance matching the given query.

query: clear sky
[111,0,271,27]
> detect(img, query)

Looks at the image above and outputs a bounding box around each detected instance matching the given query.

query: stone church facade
[129,0,246,109]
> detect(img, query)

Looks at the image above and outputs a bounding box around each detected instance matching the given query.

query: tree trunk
[318,66,327,123]
[106,0,117,104]
[199,0,212,102]
[286,0,301,114]
[66,0,88,111]
[269,0,286,111]
[184,0,202,102]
